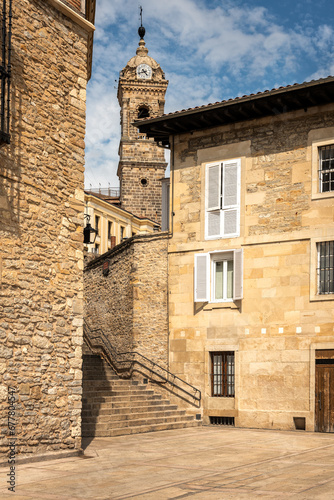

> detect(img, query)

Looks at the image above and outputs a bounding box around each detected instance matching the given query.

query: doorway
[315,350,334,432]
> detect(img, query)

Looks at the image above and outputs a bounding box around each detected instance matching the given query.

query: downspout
[166,135,174,371]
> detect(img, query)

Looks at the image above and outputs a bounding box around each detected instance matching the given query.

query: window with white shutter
[194,249,243,302]
[205,160,240,240]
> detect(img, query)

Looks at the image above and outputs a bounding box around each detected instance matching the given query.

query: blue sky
[84,0,334,189]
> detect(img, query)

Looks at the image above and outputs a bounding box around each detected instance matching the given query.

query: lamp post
[83,214,97,245]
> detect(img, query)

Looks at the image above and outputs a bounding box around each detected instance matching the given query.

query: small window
[319,145,334,193]
[120,226,125,241]
[317,241,334,294]
[194,249,243,302]
[211,352,235,397]
[138,106,150,119]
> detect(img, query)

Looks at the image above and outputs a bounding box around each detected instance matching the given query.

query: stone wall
[84,233,168,369]
[0,0,91,459]
[119,164,167,222]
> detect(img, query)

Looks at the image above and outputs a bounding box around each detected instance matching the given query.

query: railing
[83,320,201,405]
[0,0,12,146]
[85,187,120,198]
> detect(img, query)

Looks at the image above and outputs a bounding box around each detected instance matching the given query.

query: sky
[84,0,334,189]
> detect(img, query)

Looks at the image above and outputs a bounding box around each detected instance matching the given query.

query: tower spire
[138,6,145,39]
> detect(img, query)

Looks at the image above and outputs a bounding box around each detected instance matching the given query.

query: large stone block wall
[0,0,89,458]
[84,233,168,369]
[168,104,334,431]
[119,164,167,222]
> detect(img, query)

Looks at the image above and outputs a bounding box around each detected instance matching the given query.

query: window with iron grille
[317,241,334,294]
[211,351,235,397]
[319,145,334,193]
[0,0,12,146]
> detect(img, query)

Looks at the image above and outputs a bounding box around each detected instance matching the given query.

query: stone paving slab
[1,427,334,499]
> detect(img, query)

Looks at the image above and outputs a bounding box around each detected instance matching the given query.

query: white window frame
[211,251,234,303]
[205,159,241,240]
[194,249,243,303]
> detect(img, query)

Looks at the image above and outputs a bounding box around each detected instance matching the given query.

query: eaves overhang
[135,76,334,148]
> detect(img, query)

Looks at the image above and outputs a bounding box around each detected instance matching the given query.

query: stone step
[82,393,164,404]
[83,398,172,410]
[82,409,186,423]
[83,403,178,416]
[82,420,200,438]
[82,385,150,394]
[83,376,139,384]
[82,414,195,432]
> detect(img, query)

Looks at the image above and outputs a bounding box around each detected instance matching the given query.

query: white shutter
[207,210,221,238]
[233,248,243,300]
[206,164,221,210]
[223,161,239,208]
[194,253,209,302]
[222,160,240,237]
[223,209,238,236]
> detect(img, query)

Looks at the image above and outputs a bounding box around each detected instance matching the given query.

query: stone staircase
[81,354,200,437]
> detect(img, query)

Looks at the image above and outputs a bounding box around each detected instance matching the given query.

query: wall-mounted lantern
[83,214,98,244]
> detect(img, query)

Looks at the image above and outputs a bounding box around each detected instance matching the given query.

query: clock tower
[117,24,168,223]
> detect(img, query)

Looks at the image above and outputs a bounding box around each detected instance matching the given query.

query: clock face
[137,63,152,80]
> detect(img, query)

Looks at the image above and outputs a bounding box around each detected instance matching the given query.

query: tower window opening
[141,178,148,187]
[138,106,150,119]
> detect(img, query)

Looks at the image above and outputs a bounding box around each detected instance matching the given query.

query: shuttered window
[194,249,243,302]
[206,160,240,239]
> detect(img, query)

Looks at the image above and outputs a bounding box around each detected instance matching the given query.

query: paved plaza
[1,426,334,499]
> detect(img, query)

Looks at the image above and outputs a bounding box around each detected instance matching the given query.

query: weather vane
[139,5,143,26]
[138,5,145,39]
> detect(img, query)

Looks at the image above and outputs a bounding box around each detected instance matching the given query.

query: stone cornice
[46,0,95,32]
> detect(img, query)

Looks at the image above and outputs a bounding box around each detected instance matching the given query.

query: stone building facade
[138,77,334,432]
[84,233,169,370]
[0,0,95,460]
[84,189,159,256]
[117,34,168,223]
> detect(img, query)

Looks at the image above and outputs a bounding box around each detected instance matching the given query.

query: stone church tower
[117,24,168,223]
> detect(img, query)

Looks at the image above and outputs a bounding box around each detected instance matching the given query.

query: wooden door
[315,360,334,432]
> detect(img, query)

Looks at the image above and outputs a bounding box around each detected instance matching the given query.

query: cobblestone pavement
[1,426,334,499]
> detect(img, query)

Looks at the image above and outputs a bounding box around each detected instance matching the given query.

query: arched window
[138,106,150,119]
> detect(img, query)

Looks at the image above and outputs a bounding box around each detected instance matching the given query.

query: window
[318,241,334,294]
[211,352,235,397]
[319,145,334,193]
[194,249,243,302]
[212,252,233,301]
[138,106,150,119]
[94,215,100,236]
[107,221,112,240]
[205,160,241,239]
[120,226,125,241]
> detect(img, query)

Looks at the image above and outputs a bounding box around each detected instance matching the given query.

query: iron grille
[211,351,235,397]
[210,416,235,426]
[317,241,334,294]
[0,0,11,146]
[319,145,334,193]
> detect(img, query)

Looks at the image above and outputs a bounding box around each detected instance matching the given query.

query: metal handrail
[83,320,201,404]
